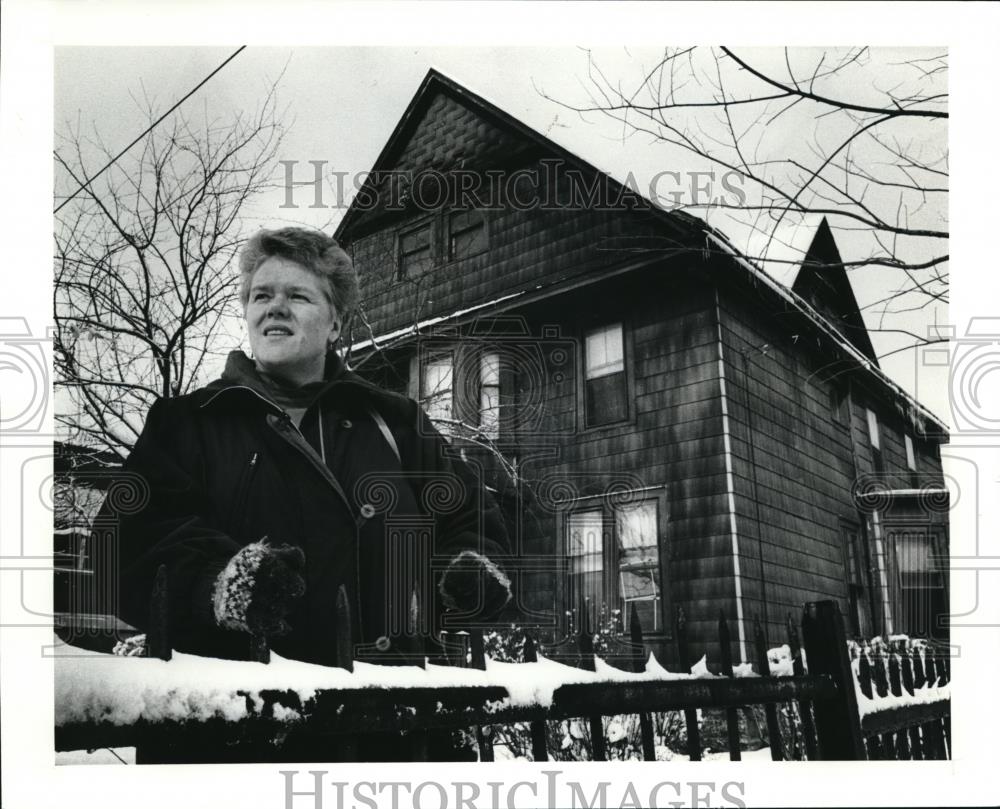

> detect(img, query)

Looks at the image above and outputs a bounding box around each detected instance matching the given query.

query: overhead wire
[53,45,247,214]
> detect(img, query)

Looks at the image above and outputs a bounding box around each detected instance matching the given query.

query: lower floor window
[566,499,663,635]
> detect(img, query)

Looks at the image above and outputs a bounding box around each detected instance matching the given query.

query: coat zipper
[231,452,259,535]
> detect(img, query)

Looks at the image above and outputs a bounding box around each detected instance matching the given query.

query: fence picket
[522,634,549,762]
[718,611,742,761]
[676,607,702,761]
[912,647,926,689]
[579,601,607,761]
[752,617,784,760]
[629,605,656,761]
[888,651,902,697]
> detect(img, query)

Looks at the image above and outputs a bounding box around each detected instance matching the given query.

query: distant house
[335,70,950,665]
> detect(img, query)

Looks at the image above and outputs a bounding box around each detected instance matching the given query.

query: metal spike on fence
[912,646,926,689]
[334,585,353,673]
[250,632,270,664]
[146,564,171,661]
[857,650,874,700]
[900,646,915,696]
[752,616,783,760]
[523,634,549,762]
[718,610,741,761]
[676,606,701,761]
[469,628,486,671]
[786,615,818,761]
[888,651,902,696]
[629,604,655,761]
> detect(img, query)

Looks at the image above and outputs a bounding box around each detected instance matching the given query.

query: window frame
[559,492,670,639]
[478,349,501,441]
[446,208,489,263]
[866,407,885,475]
[397,216,436,279]
[419,349,455,432]
[578,320,633,431]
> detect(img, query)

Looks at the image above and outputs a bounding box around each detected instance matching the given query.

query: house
[334,69,950,666]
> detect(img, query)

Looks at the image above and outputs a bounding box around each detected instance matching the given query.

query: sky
[54,45,949,419]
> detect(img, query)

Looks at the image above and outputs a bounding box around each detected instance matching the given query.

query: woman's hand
[438,550,511,617]
[212,538,306,636]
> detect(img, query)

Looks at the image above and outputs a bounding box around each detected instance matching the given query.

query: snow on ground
[55,747,135,766]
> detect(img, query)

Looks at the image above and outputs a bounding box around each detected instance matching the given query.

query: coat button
[375,635,391,652]
[360,503,376,519]
[341,418,353,429]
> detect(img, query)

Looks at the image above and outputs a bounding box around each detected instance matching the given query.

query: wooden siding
[717,287,858,649]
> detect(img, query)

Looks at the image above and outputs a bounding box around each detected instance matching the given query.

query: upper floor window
[420,352,454,429]
[830,384,848,425]
[866,407,884,474]
[448,210,487,261]
[584,323,627,427]
[904,434,917,471]
[479,351,501,440]
[399,222,433,277]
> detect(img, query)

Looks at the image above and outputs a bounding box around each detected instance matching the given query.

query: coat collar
[195,350,410,420]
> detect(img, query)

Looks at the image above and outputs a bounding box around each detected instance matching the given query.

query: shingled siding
[347,157,687,342]
[716,288,858,650]
[499,268,733,666]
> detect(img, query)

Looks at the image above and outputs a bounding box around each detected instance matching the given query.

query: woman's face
[245,256,340,384]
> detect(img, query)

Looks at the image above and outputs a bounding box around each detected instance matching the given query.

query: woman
[99,227,511,671]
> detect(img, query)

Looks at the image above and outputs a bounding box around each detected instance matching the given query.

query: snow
[55,747,135,766]
[850,652,951,718]
[55,640,706,726]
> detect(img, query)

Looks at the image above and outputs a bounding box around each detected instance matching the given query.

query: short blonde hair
[238,228,358,322]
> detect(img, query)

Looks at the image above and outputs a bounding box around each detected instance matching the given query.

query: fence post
[800,601,865,760]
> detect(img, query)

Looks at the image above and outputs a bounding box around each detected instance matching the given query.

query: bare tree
[54,88,285,460]
[542,47,948,356]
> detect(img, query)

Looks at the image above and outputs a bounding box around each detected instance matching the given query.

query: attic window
[866,407,884,475]
[448,209,487,261]
[399,222,433,277]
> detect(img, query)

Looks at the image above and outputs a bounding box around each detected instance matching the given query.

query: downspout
[714,290,748,664]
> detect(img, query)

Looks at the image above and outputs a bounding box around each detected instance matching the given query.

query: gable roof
[337,68,946,437]
[792,217,880,366]
[334,68,698,243]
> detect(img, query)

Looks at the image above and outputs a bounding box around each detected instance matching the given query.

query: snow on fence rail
[848,637,951,759]
[54,566,948,762]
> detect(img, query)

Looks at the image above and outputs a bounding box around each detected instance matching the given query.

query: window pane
[567,510,605,615]
[401,227,430,252]
[586,372,627,426]
[585,324,624,379]
[480,352,501,386]
[866,408,880,449]
[400,225,432,276]
[905,435,916,471]
[480,385,500,439]
[616,501,660,632]
[421,355,453,427]
[449,211,486,260]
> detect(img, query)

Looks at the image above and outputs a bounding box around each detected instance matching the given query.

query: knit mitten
[438,550,511,617]
[212,539,306,636]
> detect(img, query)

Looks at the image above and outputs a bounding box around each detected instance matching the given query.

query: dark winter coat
[93,351,510,666]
